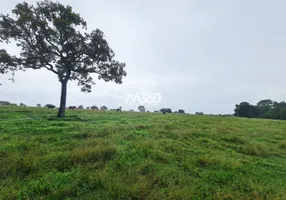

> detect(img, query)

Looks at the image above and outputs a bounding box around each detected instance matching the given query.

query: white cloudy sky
[1,0,286,114]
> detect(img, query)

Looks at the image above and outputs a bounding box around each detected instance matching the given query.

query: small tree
[160,108,172,113]
[100,106,108,111]
[45,104,55,109]
[0,1,126,118]
[138,105,145,112]
[178,109,185,114]
[91,105,98,110]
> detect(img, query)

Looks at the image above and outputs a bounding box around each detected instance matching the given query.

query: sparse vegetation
[0,106,286,199]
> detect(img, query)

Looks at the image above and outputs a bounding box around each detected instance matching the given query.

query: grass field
[0,106,286,200]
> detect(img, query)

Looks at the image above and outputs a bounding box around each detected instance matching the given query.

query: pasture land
[0,106,286,199]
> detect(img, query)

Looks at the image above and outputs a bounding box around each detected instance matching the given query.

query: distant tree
[257,99,274,108]
[37,104,41,107]
[45,104,55,109]
[178,109,185,114]
[91,105,99,110]
[234,102,259,118]
[20,103,26,107]
[0,101,10,105]
[0,1,126,118]
[100,106,108,111]
[195,112,204,115]
[138,106,146,112]
[116,106,122,111]
[86,107,90,109]
[160,108,172,113]
[256,99,274,118]
[234,102,254,118]
[77,105,83,109]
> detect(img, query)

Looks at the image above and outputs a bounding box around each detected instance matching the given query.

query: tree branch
[44,63,59,75]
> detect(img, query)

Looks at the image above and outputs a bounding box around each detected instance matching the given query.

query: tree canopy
[138,106,146,112]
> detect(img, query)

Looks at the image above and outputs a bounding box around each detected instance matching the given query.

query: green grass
[0,106,286,200]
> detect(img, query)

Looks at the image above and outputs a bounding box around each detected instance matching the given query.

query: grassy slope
[0,106,286,200]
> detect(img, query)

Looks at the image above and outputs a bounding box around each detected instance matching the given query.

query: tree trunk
[57,80,68,118]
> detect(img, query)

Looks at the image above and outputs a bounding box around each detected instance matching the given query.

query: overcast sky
[1,0,286,114]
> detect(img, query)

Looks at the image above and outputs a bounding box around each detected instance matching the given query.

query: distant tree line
[137,106,186,114]
[1,101,190,114]
[234,99,286,120]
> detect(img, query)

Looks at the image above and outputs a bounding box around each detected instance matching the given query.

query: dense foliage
[234,99,286,120]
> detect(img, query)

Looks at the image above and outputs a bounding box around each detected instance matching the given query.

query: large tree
[0,0,126,117]
[234,102,258,118]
